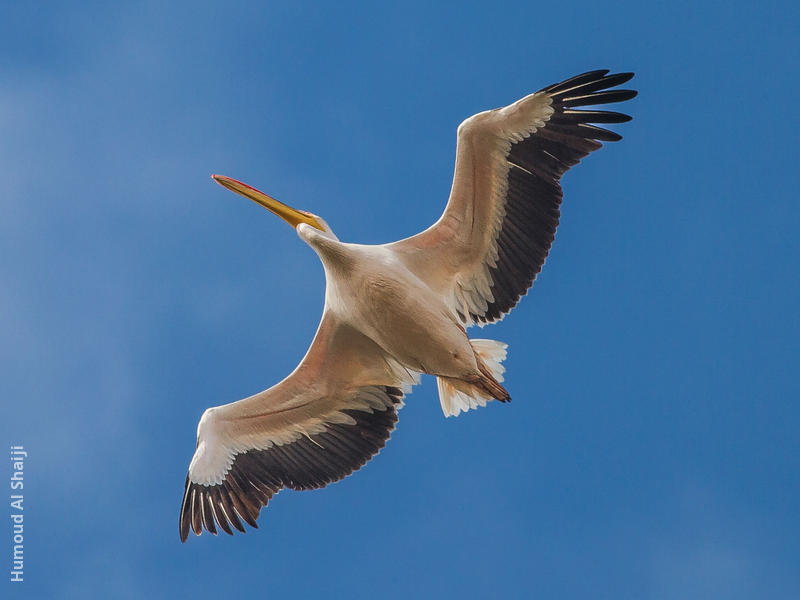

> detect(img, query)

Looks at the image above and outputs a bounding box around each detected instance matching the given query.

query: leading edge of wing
[179,312,418,541]
[388,69,637,327]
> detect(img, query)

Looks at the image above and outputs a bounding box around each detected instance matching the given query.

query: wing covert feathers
[179,386,404,542]
[392,69,636,327]
[467,70,636,325]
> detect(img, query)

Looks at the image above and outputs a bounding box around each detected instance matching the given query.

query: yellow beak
[211,175,324,231]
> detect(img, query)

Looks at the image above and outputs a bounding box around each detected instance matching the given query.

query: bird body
[179,70,637,541]
[310,235,478,379]
[301,224,509,406]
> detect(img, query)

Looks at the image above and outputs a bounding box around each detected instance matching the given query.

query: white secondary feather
[387,92,555,327]
[185,312,414,486]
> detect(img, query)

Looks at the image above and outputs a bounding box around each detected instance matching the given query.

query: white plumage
[179,69,636,541]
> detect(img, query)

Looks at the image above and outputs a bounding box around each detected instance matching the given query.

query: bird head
[211,174,336,240]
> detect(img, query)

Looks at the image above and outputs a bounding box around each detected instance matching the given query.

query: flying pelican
[180,69,636,541]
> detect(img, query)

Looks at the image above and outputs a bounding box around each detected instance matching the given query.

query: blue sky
[2,1,798,598]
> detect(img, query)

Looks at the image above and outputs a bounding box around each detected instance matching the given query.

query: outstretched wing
[388,70,636,326]
[179,311,418,541]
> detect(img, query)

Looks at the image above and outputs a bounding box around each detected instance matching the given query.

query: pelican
[180,69,636,541]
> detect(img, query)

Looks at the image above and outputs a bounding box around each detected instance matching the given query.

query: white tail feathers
[471,339,508,380]
[437,339,508,417]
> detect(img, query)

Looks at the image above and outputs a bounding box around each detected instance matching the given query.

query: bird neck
[302,229,354,275]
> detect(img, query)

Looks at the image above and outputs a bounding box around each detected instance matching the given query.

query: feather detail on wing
[388,70,636,326]
[179,313,418,541]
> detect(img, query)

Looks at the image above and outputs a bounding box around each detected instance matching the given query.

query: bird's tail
[437,339,509,418]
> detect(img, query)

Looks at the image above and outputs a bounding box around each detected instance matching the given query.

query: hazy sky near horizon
[2,1,799,598]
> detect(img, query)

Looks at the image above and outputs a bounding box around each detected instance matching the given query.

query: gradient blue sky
[2,1,799,598]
